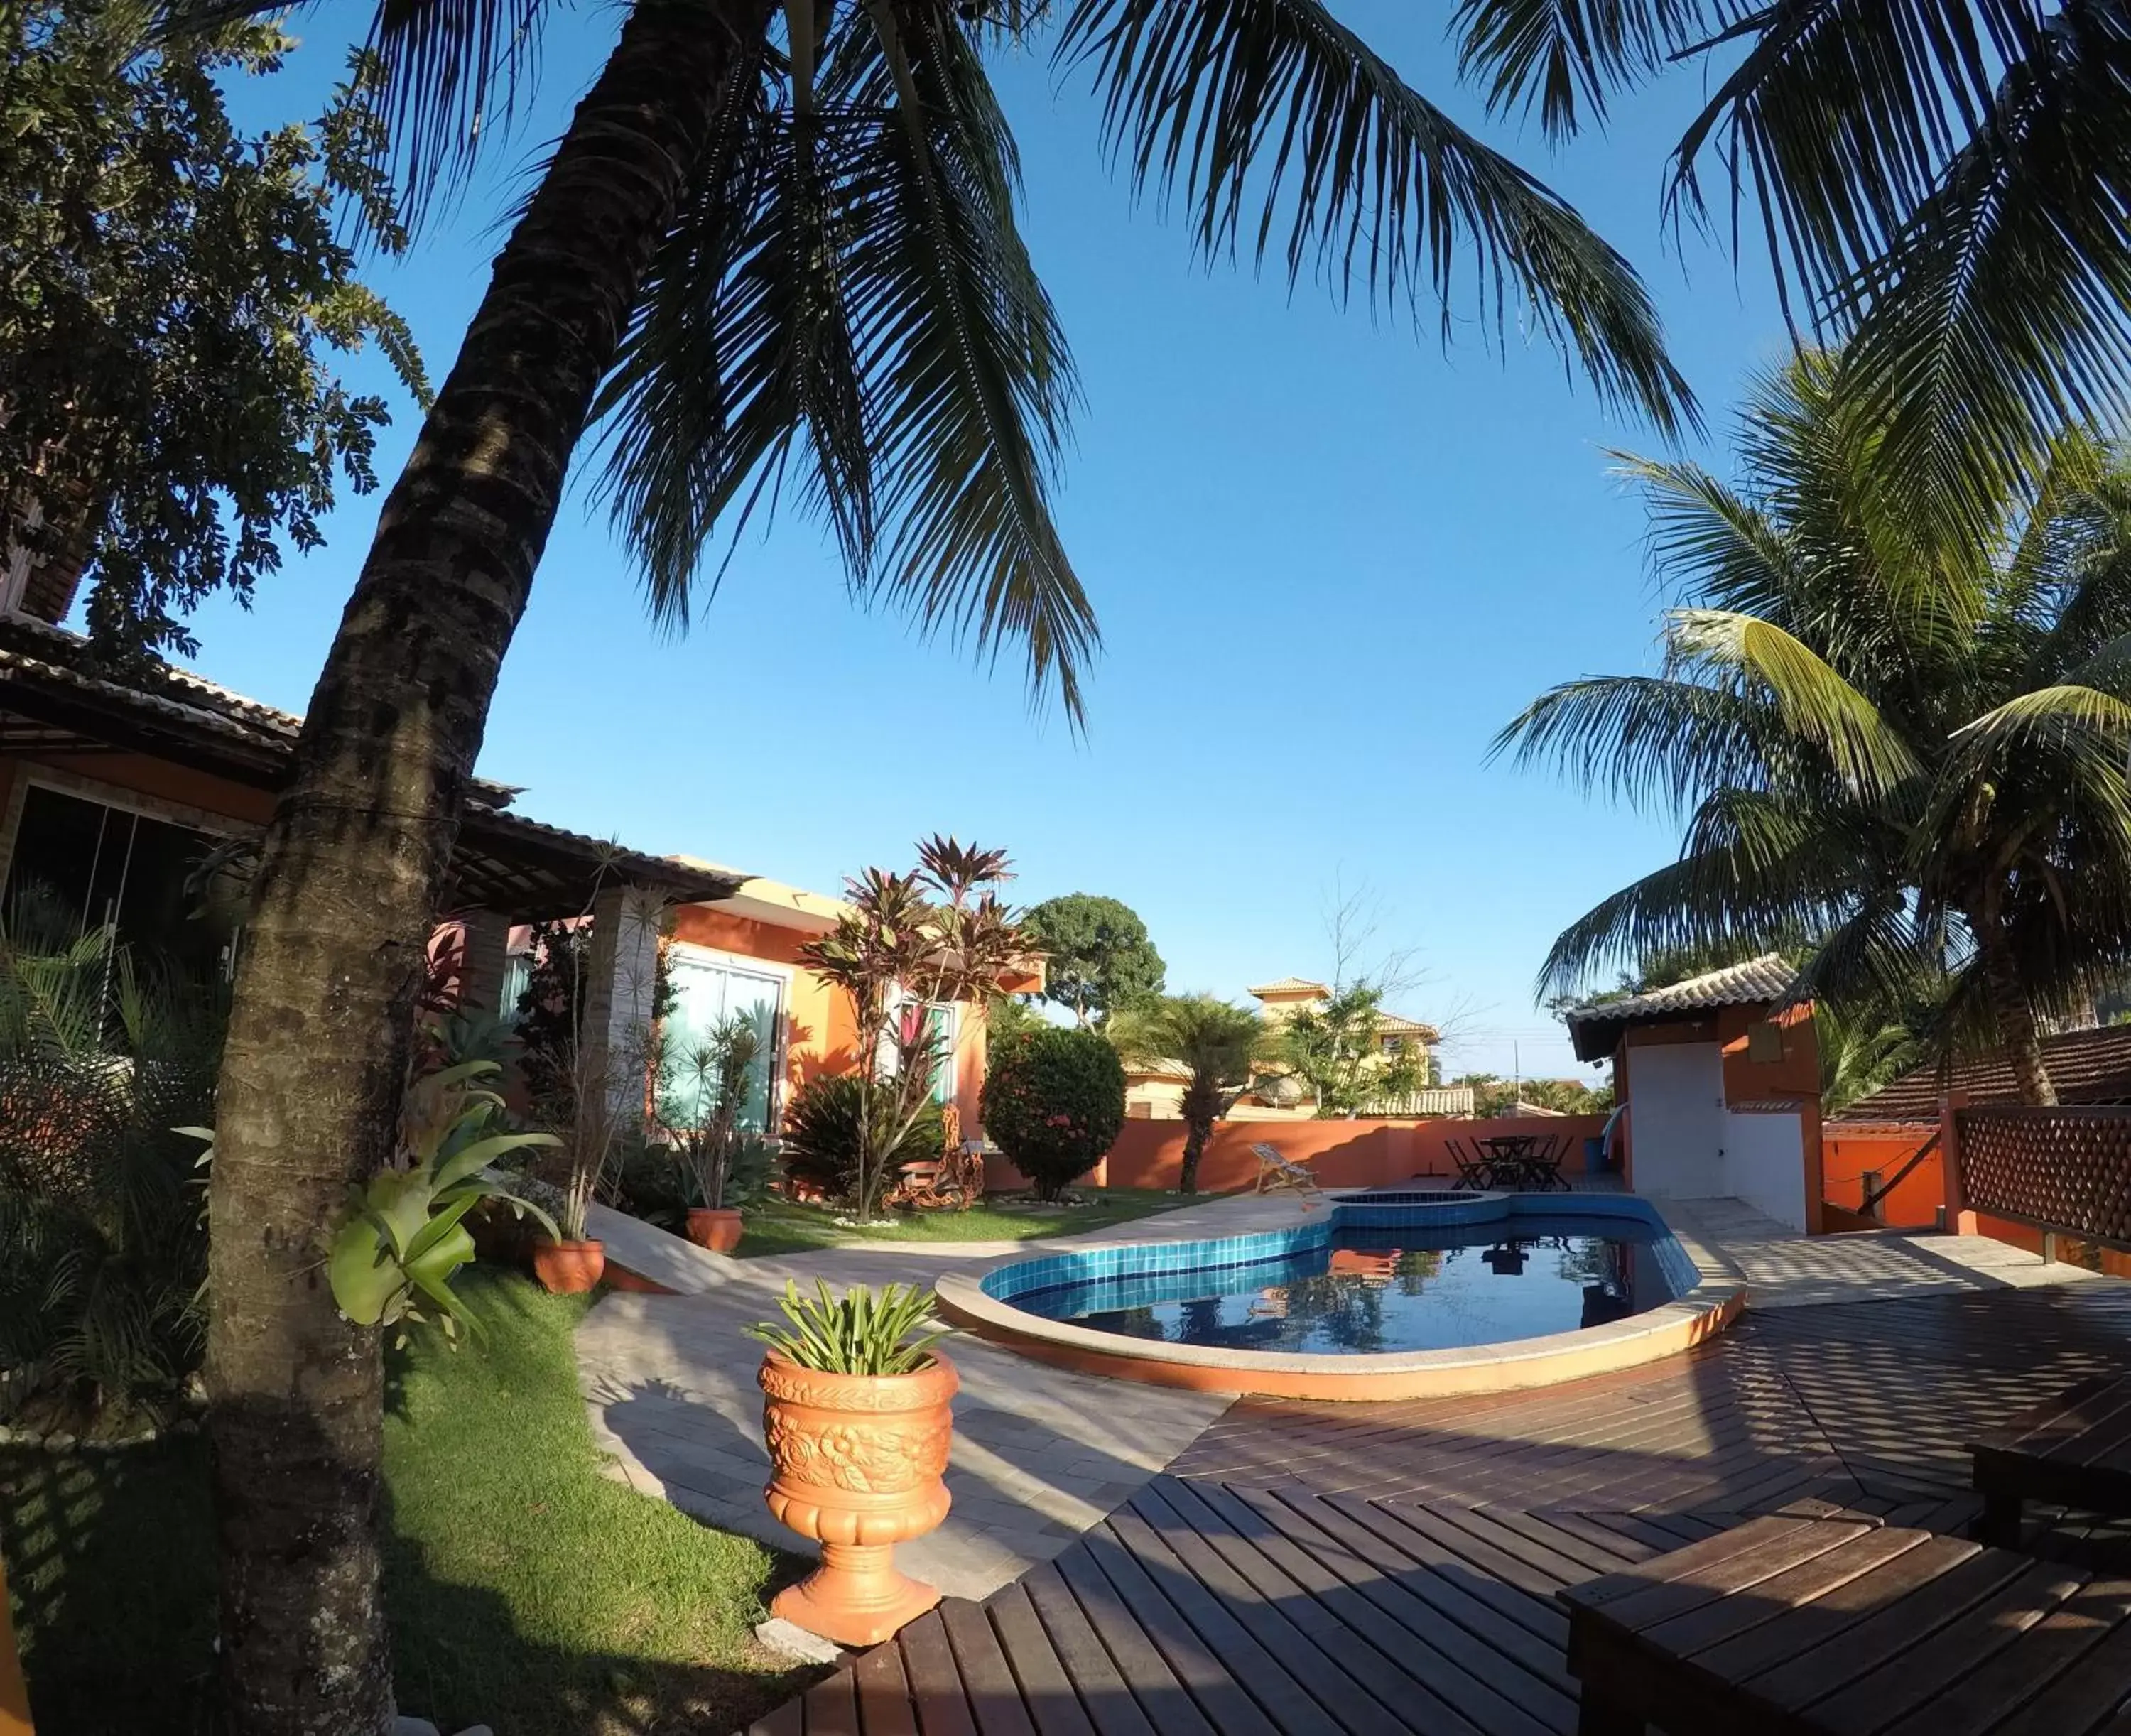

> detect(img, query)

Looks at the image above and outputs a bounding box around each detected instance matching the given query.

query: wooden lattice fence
[1958,1105,2131,1247]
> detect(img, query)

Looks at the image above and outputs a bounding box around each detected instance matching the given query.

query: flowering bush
[980,1026,1125,1201]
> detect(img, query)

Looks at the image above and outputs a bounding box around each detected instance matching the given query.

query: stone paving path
[575,1186,2089,1606]
[575,1194,1321,1599]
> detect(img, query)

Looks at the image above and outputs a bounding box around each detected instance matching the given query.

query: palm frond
[1492,672,1811,817]
[1666,1,2045,321]
[1056,0,1696,432]
[1451,0,1711,143]
[597,4,1095,719]
[1786,6,2131,549]
[1665,607,1921,797]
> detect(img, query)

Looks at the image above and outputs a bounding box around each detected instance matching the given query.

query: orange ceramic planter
[685,1208,744,1253]
[759,1349,958,1646]
[531,1238,605,1294]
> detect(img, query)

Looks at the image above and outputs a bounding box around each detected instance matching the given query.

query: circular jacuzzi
[934,1191,1742,1401]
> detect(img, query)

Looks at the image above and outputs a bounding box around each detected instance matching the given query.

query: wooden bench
[1971,1371,2131,1547]
[1561,1511,2131,1734]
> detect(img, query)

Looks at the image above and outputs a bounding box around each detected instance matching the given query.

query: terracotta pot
[685,1207,744,1253]
[530,1238,606,1294]
[758,1348,958,1645]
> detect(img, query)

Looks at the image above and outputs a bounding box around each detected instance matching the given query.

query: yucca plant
[748,1278,944,1377]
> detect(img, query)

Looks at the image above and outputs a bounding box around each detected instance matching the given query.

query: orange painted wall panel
[985,1113,1610,1195]
[1821,1125,1944,1229]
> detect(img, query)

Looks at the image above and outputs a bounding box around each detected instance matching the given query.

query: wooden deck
[747,1283,2131,1735]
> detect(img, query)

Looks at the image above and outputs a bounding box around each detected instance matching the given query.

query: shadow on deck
[751,1280,2131,1735]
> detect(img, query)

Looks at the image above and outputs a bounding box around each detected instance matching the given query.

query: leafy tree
[1500,353,2131,1106]
[982,1025,1127,1201]
[1021,893,1166,1025]
[1107,994,1270,1193]
[1279,980,1427,1117]
[1455,0,2131,554]
[0,4,424,659]
[1452,1073,1612,1117]
[153,0,1694,1723]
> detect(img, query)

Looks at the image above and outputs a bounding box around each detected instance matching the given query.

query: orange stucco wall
[984,1113,1610,1194]
[664,905,992,1127]
[1821,1123,1944,1229]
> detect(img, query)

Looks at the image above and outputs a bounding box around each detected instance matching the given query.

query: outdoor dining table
[1479,1134,1568,1191]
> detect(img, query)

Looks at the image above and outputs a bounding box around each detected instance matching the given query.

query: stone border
[934,1192,1745,1402]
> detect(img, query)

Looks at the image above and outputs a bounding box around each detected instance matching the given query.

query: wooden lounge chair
[1561,1509,2131,1735]
[1970,1370,2131,1546]
[1250,1143,1324,1204]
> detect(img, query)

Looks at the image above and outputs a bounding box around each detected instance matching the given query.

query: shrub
[778,1076,945,1210]
[980,1026,1125,1201]
[0,899,224,1435]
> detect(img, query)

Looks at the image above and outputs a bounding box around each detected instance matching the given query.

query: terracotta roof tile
[1834,1025,2131,1122]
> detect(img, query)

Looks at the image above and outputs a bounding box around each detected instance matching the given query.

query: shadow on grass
[4,1271,823,1736]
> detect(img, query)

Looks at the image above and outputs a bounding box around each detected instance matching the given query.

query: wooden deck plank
[1108,1491,1406,1736]
[1876,1580,2131,1736]
[798,1659,862,1736]
[852,1635,919,1736]
[985,1583,1098,1736]
[1144,1478,1505,1736]
[898,1610,981,1736]
[940,1600,1041,1736]
[1017,1562,1162,1736]
[1051,1536,1226,1736]
[1184,1479,1561,1733]
[1085,1514,1328,1736]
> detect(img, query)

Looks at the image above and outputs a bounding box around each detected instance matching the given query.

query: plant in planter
[661,1013,767,1252]
[516,877,671,1291]
[981,1024,1127,1201]
[748,1280,956,1645]
[798,837,1027,1225]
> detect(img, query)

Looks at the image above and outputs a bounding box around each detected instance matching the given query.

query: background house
[1565,954,1824,1232]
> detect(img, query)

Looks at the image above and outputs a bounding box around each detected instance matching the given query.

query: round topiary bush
[980,1026,1127,1201]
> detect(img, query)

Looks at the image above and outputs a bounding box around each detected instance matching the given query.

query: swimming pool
[1004,1215,1666,1356]
[933,1190,1740,1401]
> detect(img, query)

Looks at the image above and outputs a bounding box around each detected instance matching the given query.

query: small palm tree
[1108,994,1269,1193]
[1498,353,2131,1105]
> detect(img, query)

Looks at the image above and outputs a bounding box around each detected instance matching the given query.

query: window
[1,781,242,977]
[884,992,960,1105]
[663,950,786,1129]
[1380,1035,1404,1057]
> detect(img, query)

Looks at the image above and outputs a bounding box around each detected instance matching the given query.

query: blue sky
[193,3,1794,1080]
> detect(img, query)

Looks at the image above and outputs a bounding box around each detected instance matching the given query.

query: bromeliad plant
[799,837,1027,1223]
[748,1278,943,1377]
[325,1058,558,1339]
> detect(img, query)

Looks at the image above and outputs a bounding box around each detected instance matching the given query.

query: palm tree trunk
[1180,1116,1209,1194]
[1970,911,2058,1107]
[202,6,769,1732]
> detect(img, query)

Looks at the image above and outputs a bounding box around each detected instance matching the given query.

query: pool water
[1007,1217,1668,1356]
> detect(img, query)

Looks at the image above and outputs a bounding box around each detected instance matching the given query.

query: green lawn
[2,1269,815,1736]
[733,1186,1186,1257]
